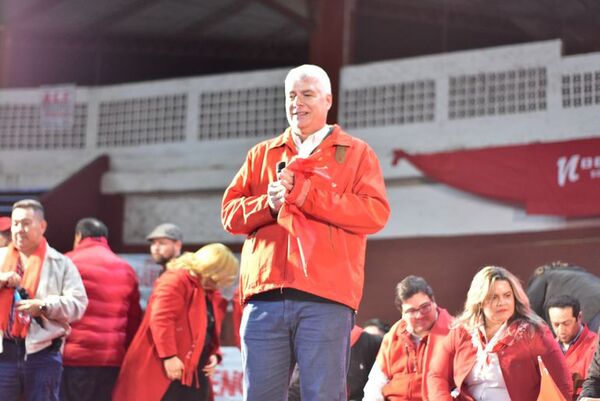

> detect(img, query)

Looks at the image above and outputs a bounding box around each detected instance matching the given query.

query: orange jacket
[221,125,389,309]
[564,324,598,396]
[375,308,453,401]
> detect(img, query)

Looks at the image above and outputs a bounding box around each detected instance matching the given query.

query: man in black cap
[146,223,183,271]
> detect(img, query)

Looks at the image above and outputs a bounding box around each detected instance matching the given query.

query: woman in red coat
[427,266,572,401]
[113,243,238,401]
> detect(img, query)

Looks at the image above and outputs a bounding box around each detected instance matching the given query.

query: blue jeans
[0,339,63,401]
[241,295,354,401]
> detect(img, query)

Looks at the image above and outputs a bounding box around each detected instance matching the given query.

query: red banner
[393,138,600,217]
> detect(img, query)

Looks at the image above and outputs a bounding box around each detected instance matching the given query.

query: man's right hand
[0,271,21,289]
[163,356,184,381]
[268,181,286,214]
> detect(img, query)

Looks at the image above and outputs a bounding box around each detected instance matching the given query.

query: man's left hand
[16,299,46,317]
[279,168,295,192]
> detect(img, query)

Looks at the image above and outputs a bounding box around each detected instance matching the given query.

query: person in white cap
[146,223,183,271]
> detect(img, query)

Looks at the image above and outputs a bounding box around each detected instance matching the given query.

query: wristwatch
[39,303,48,314]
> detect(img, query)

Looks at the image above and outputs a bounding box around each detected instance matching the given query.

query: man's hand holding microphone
[268,161,295,215]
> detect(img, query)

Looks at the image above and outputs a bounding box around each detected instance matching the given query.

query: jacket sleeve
[534,325,573,401]
[149,273,186,359]
[580,334,600,399]
[125,269,142,348]
[362,363,388,401]
[300,145,390,235]
[221,149,277,236]
[426,328,458,401]
[526,276,547,321]
[362,330,392,401]
[44,257,88,324]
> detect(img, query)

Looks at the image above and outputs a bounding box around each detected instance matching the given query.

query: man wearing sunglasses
[363,276,452,401]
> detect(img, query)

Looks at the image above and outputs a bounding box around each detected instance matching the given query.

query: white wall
[1,40,599,244]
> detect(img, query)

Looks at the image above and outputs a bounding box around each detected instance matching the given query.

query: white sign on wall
[40,84,76,131]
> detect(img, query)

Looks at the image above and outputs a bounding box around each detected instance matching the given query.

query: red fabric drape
[393,138,600,217]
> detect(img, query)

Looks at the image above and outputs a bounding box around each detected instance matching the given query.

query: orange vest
[376,308,453,401]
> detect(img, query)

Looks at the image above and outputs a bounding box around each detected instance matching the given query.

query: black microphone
[17,287,45,328]
[276,161,286,174]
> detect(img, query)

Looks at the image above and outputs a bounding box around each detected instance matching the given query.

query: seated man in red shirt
[547,294,598,399]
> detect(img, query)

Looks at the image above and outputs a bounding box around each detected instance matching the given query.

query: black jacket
[527,268,600,332]
[579,332,600,399]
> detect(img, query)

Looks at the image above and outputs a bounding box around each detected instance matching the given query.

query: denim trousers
[241,297,354,401]
[0,338,63,401]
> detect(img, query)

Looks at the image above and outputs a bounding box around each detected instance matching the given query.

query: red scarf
[278,157,332,275]
[0,238,47,337]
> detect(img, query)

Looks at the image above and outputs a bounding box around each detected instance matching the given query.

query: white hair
[285,64,332,95]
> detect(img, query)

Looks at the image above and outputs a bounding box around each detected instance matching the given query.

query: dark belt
[2,337,25,346]
[250,288,340,305]
[2,337,62,352]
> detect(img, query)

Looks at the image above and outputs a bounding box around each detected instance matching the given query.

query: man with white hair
[222,64,390,401]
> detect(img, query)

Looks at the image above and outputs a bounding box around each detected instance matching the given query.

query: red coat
[64,237,142,366]
[564,324,598,396]
[222,125,390,310]
[112,269,222,401]
[376,308,453,401]
[427,320,572,401]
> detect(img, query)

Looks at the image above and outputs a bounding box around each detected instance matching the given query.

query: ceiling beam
[6,0,68,27]
[357,0,600,40]
[85,0,164,33]
[253,0,314,31]
[357,0,519,35]
[175,0,253,37]
[6,29,304,61]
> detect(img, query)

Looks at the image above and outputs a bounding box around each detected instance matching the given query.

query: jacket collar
[75,236,110,251]
[267,124,353,151]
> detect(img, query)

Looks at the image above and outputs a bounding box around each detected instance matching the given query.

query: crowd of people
[0,63,599,401]
[0,202,238,401]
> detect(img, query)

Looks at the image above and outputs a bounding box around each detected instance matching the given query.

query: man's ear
[73,232,82,249]
[175,240,183,253]
[577,311,584,323]
[326,93,333,110]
